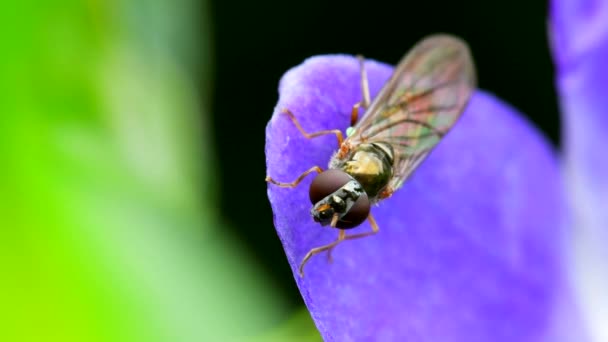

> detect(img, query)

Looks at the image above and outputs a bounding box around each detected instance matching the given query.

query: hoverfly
[266,34,476,277]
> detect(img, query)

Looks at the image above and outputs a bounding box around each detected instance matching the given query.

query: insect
[266,34,476,277]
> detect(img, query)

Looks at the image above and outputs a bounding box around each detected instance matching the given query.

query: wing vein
[362,117,444,140]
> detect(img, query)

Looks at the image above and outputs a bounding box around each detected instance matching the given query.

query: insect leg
[326,213,380,261]
[299,214,380,277]
[265,166,323,188]
[357,55,371,108]
[342,213,380,240]
[350,102,363,127]
[281,108,344,145]
[378,186,396,200]
[346,55,371,127]
[299,229,346,277]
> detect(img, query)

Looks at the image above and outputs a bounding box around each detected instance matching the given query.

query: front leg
[266,166,323,188]
[299,213,380,277]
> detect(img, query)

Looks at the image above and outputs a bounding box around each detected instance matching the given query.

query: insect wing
[347,34,476,192]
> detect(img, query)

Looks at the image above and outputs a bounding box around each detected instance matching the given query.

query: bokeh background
[1,0,560,340]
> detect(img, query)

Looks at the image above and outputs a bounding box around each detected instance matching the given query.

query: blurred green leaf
[0,1,287,341]
[250,307,322,342]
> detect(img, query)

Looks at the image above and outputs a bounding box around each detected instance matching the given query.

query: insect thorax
[330,142,394,199]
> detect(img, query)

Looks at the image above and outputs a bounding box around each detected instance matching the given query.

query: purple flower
[265,0,606,340]
[552,0,608,340]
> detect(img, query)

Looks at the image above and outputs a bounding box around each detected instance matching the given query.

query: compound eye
[336,192,370,229]
[309,170,352,204]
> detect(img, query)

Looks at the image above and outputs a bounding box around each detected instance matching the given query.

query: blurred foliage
[251,308,322,342]
[0,0,317,340]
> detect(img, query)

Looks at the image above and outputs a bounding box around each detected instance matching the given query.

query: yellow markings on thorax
[343,151,385,177]
[316,203,332,212]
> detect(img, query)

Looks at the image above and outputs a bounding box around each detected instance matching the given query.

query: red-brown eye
[337,193,369,229]
[309,170,370,229]
[309,169,351,204]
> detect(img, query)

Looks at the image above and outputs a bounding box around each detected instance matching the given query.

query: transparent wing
[346,34,476,192]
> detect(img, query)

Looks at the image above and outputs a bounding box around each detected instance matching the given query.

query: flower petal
[266,55,581,341]
[551,0,608,339]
